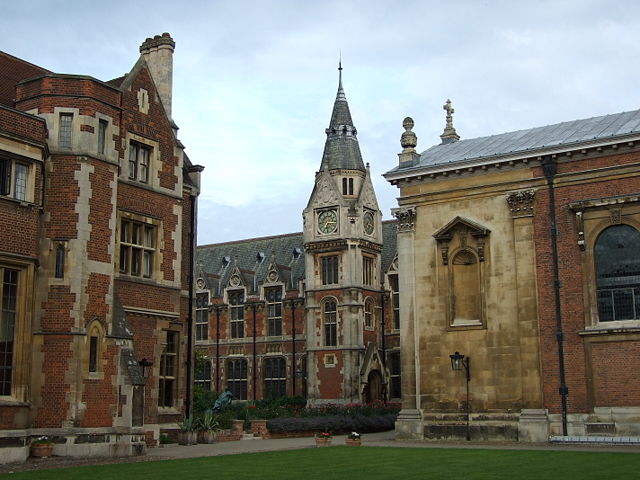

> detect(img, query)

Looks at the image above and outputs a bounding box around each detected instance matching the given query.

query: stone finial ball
[403,117,414,131]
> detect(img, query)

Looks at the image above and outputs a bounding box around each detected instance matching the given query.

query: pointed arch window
[323,300,337,346]
[229,290,245,338]
[595,224,640,322]
[266,286,283,336]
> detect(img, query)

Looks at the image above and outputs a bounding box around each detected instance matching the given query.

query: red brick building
[196,69,401,405]
[0,33,202,462]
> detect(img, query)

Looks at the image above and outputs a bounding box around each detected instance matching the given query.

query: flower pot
[345,438,361,446]
[178,431,197,445]
[315,437,332,447]
[31,443,54,458]
[232,419,245,433]
[198,430,217,444]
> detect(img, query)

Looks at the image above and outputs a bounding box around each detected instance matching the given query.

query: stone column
[392,206,422,439]
[507,190,548,442]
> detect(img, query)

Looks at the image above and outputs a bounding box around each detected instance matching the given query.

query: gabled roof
[0,51,50,107]
[319,66,365,172]
[197,232,305,296]
[387,108,640,176]
[197,221,399,296]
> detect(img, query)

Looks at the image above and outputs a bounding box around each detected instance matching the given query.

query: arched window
[342,178,348,195]
[86,322,104,375]
[348,178,354,195]
[364,298,374,329]
[595,225,640,322]
[264,357,286,398]
[227,358,248,400]
[451,250,481,322]
[324,300,337,346]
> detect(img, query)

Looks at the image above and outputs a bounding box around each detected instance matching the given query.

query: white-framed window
[196,292,209,341]
[119,218,155,278]
[128,142,151,183]
[0,159,30,202]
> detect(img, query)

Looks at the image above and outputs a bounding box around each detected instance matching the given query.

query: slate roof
[320,68,366,172]
[197,221,398,296]
[388,108,640,175]
[0,51,50,107]
[197,232,305,296]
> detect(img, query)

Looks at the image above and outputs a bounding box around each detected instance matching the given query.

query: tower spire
[319,61,365,172]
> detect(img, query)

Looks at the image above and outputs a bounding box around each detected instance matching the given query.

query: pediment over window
[433,217,490,265]
[433,216,490,242]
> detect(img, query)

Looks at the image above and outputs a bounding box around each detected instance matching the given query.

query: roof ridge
[198,231,303,248]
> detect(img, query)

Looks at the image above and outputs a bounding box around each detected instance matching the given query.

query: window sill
[579,324,640,336]
[0,399,30,407]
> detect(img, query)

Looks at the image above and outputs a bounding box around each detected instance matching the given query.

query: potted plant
[345,431,361,446]
[198,410,219,444]
[30,436,55,458]
[177,416,197,445]
[315,431,332,447]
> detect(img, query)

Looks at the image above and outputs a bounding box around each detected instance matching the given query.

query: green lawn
[5,446,640,480]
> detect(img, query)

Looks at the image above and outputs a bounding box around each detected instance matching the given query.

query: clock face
[318,209,338,234]
[363,211,375,235]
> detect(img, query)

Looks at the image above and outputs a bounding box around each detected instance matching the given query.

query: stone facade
[385,106,640,441]
[0,34,202,463]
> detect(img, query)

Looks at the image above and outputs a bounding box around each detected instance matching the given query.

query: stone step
[241,433,261,441]
[550,435,640,444]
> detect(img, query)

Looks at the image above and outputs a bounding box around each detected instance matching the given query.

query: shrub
[267,413,396,434]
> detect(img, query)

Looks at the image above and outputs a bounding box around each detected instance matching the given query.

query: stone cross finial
[440,98,460,144]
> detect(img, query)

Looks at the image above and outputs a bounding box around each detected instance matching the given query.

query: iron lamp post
[449,351,471,441]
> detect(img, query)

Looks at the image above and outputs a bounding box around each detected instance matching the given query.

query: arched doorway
[364,370,383,404]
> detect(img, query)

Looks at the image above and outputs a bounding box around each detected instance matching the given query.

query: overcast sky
[3,1,640,245]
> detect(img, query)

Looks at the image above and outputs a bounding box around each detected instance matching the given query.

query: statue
[212,389,233,412]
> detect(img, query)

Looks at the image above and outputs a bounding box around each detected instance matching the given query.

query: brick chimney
[139,33,175,118]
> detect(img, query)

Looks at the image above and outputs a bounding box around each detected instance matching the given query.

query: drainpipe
[379,290,387,405]
[542,157,569,436]
[186,194,196,417]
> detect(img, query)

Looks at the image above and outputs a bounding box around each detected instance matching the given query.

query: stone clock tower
[302,65,386,403]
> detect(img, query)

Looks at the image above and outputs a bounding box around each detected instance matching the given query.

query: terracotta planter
[31,443,54,458]
[345,438,361,446]
[315,437,332,447]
